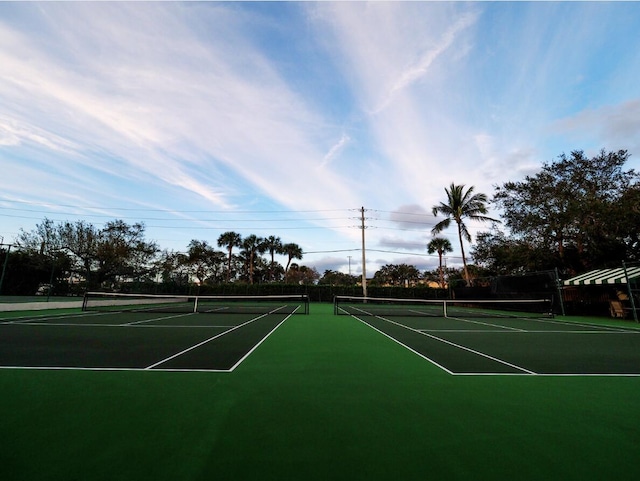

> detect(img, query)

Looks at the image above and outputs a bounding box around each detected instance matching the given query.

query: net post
[545,297,555,318]
[193,296,199,314]
[303,294,309,314]
[443,300,448,318]
[82,291,89,311]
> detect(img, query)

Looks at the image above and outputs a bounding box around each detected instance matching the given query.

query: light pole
[347,256,352,276]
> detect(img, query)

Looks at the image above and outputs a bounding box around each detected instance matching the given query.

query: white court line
[228,306,299,371]
[145,306,289,370]
[404,309,528,332]
[2,311,200,328]
[348,306,535,375]
[2,310,241,329]
[0,306,293,372]
[347,304,640,334]
[351,309,640,376]
[7,322,234,329]
[418,329,640,334]
[440,316,527,332]
[451,371,640,377]
[0,365,231,373]
[351,315,455,375]
[404,305,637,334]
[124,312,199,326]
[376,314,537,375]
[504,315,639,332]
[2,311,109,324]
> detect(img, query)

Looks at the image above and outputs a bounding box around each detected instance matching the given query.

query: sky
[1,1,640,277]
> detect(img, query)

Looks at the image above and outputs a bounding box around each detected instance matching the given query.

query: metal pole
[623,261,638,322]
[554,268,566,316]
[347,256,352,276]
[360,207,367,297]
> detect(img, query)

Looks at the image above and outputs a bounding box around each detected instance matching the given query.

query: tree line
[473,149,640,275]
[378,149,640,286]
[1,221,318,295]
[2,148,638,296]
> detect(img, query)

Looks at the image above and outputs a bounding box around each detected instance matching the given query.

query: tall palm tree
[217,231,242,283]
[263,235,283,281]
[241,234,266,284]
[282,242,303,282]
[427,237,453,289]
[432,183,498,286]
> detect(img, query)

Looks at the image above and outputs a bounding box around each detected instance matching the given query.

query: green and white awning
[563,267,640,286]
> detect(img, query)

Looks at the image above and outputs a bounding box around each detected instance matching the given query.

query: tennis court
[2,299,640,481]
[336,296,640,376]
[0,294,308,371]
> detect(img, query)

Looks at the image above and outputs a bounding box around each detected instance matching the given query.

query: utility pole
[347,256,352,276]
[360,206,367,297]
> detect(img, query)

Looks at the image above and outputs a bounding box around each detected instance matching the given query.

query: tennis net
[82,292,309,315]
[334,296,554,319]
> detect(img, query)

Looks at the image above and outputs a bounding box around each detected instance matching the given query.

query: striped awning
[563,267,640,286]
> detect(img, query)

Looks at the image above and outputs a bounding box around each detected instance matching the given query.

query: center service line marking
[441,315,527,331]
[352,315,455,375]
[144,306,287,370]
[124,312,198,326]
[227,306,299,372]
[361,311,536,375]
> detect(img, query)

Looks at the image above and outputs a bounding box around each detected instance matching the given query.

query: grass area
[1,303,640,480]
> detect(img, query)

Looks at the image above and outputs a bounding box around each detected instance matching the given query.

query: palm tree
[217,231,242,283]
[427,237,453,289]
[282,242,303,282]
[263,235,283,281]
[241,234,266,284]
[432,183,498,286]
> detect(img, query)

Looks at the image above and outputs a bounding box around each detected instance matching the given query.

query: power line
[302,249,361,254]
[1,201,496,233]
[0,214,356,231]
[0,207,352,222]
[367,249,464,260]
[0,199,352,214]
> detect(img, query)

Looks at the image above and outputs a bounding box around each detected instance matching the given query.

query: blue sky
[1,1,640,276]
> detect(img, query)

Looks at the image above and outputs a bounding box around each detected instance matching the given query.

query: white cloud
[320,133,351,168]
[0,3,363,217]
[375,10,479,114]
[2,1,639,268]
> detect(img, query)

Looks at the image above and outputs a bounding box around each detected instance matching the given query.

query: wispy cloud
[0,3,361,214]
[1,2,639,273]
[320,132,351,168]
[374,10,479,114]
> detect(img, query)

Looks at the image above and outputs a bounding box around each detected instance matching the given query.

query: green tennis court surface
[2,303,640,480]
[0,310,294,371]
[3,304,640,375]
[351,313,640,375]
